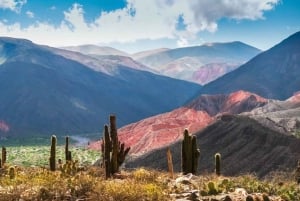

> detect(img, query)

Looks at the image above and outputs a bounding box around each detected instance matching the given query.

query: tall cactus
[65,136,72,161]
[296,160,300,184]
[102,115,130,178]
[103,125,111,178]
[110,115,119,173]
[181,129,200,174]
[49,135,57,171]
[2,146,6,167]
[215,153,221,176]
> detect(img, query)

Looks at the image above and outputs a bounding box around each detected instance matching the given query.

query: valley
[0,31,300,201]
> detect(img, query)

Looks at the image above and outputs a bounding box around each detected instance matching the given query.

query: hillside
[134,42,260,84]
[201,31,300,99]
[127,114,300,177]
[89,91,267,155]
[244,92,300,135]
[0,37,201,136]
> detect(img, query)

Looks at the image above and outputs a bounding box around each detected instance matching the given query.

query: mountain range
[61,45,129,57]
[201,31,300,100]
[89,90,266,155]
[1,30,300,177]
[63,42,261,85]
[0,37,201,136]
[88,31,300,177]
[127,114,300,177]
[133,42,261,84]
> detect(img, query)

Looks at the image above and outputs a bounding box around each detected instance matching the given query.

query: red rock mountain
[89,90,267,155]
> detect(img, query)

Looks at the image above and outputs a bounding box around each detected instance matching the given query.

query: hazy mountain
[134,42,261,84]
[127,114,300,177]
[89,91,267,155]
[61,44,129,56]
[51,47,157,74]
[0,37,201,136]
[201,31,300,100]
[132,48,169,60]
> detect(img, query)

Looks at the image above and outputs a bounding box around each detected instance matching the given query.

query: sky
[0,0,299,53]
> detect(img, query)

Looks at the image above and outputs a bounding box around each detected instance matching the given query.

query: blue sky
[0,0,299,53]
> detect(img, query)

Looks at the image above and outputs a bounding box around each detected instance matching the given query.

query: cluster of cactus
[101,115,131,178]
[59,160,79,176]
[181,129,200,174]
[49,135,74,171]
[181,128,222,176]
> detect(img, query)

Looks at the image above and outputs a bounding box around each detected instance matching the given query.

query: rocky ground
[168,174,286,201]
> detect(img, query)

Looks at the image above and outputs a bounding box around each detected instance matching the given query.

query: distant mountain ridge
[61,44,129,57]
[0,37,201,136]
[134,41,261,84]
[201,31,300,99]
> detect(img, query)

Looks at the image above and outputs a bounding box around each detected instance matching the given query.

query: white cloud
[26,10,34,18]
[0,0,279,47]
[0,0,26,12]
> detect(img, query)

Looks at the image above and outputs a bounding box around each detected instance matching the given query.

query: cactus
[103,125,111,178]
[246,195,254,201]
[49,135,56,171]
[215,153,221,176]
[296,160,300,184]
[110,115,119,173]
[2,146,6,167]
[262,193,271,201]
[102,115,130,178]
[65,136,71,161]
[9,166,15,179]
[207,181,218,195]
[181,129,200,174]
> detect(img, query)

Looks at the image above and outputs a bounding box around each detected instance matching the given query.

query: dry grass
[0,165,299,201]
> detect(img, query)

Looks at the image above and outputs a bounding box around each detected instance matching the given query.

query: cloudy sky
[0,0,299,53]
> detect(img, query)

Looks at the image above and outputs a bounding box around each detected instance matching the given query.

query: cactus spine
[2,146,6,167]
[181,129,200,174]
[215,153,221,176]
[49,135,56,171]
[102,115,130,178]
[65,136,72,161]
